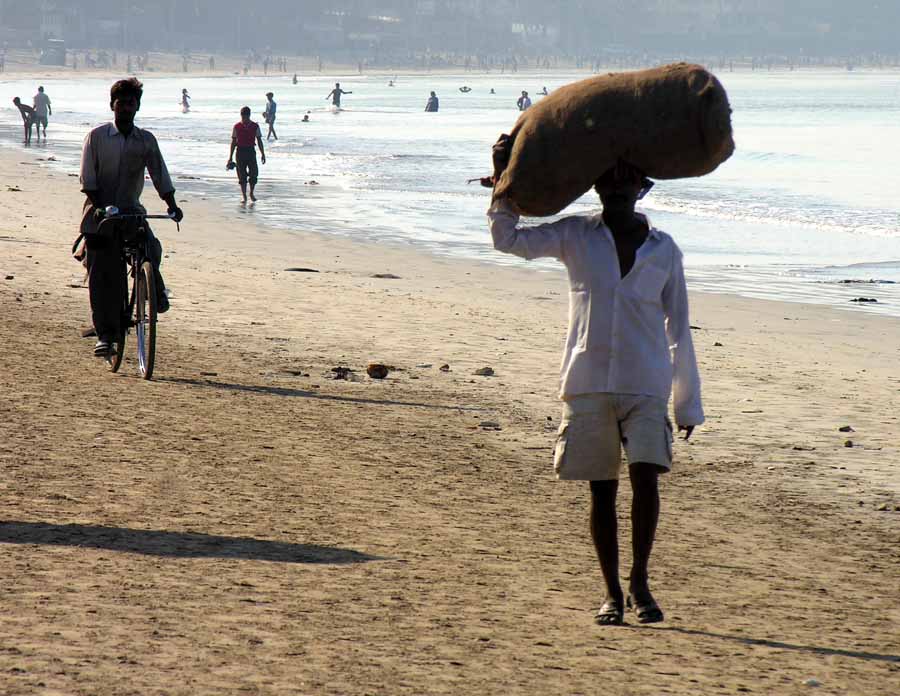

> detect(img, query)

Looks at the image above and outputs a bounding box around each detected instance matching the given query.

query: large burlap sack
[492,63,734,217]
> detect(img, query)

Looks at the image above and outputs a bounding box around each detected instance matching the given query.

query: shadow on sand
[158,376,480,412]
[649,626,900,664]
[0,521,377,565]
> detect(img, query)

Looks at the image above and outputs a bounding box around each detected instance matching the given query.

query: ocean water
[3,70,900,315]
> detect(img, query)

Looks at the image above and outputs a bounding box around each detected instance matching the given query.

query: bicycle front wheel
[135,260,157,380]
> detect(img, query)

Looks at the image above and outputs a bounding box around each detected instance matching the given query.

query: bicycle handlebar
[99,205,176,221]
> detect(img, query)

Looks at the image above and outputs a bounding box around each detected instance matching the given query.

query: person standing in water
[263,92,277,140]
[32,86,51,141]
[424,91,439,112]
[326,82,351,109]
[227,106,266,205]
[180,88,190,113]
[516,90,532,110]
[12,98,35,144]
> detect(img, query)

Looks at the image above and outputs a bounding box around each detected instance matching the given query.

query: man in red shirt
[227,106,266,204]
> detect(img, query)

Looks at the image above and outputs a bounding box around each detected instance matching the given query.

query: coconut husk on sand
[491,63,735,217]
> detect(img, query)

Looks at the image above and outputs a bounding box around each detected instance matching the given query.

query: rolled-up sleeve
[145,132,175,198]
[79,131,97,193]
[662,247,705,426]
[487,199,566,261]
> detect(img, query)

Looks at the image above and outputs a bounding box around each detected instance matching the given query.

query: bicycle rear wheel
[135,260,157,380]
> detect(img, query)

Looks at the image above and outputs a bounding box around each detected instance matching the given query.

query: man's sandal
[626,594,664,624]
[594,599,625,626]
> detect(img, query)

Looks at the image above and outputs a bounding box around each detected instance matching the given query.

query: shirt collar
[107,122,142,138]
[593,212,662,240]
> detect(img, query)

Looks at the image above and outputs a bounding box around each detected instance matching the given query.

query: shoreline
[1,143,898,694]
[4,47,900,82]
[1,128,897,320]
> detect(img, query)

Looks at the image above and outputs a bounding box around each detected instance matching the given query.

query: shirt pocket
[631,264,669,305]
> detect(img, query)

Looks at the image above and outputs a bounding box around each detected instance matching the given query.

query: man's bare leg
[249,184,257,202]
[627,463,664,622]
[590,480,624,623]
[239,181,247,204]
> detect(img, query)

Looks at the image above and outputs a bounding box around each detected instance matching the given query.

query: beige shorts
[554,393,673,481]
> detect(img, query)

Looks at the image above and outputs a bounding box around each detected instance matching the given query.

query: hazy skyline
[1,1,898,58]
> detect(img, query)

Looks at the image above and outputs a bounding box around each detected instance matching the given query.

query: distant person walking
[326,82,351,109]
[263,92,277,140]
[425,91,439,112]
[516,90,532,111]
[227,106,266,205]
[12,97,35,144]
[180,88,190,113]
[32,86,51,141]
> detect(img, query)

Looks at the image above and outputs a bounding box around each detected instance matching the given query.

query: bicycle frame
[95,206,177,378]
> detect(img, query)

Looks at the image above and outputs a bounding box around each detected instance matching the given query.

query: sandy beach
[1,145,899,695]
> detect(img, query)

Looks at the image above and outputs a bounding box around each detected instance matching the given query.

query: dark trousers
[236,146,258,187]
[86,228,164,341]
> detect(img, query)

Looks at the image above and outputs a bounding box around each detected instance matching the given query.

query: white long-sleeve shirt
[488,201,704,427]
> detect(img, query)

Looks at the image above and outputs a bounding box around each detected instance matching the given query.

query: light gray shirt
[79,123,174,235]
[488,200,704,426]
[33,92,51,117]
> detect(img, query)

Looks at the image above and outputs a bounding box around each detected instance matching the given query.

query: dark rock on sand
[367,363,389,379]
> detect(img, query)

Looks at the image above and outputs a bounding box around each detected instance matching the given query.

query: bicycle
[94,206,178,380]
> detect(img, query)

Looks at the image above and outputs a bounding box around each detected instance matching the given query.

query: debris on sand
[479,421,501,430]
[439,364,450,372]
[372,273,401,279]
[474,367,494,376]
[844,440,854,448]
[367,363,389,379]
[850,297,878,303]
[330,366,354,380]
[838,425,854,433]
[284,267,319,273]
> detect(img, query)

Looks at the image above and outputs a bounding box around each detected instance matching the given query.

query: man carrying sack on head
[488,145,705,626]
[484,64,731,625]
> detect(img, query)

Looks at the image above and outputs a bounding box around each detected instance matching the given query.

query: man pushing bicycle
[79,78,183,357]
